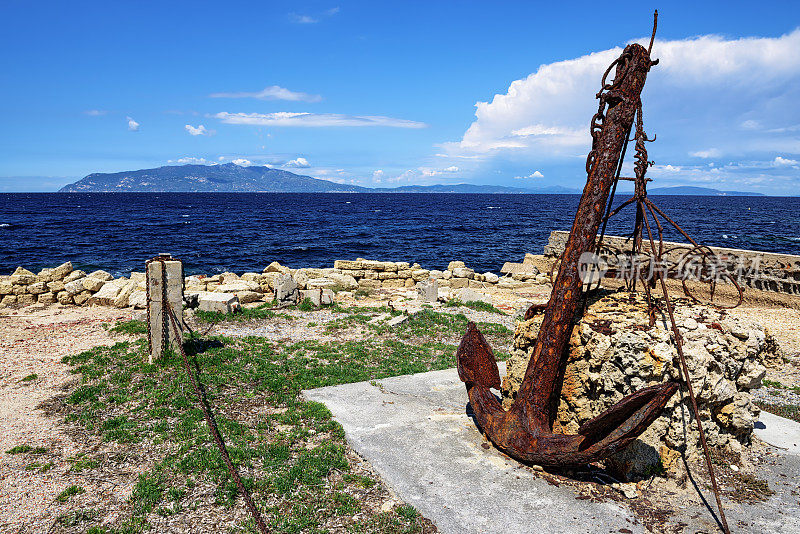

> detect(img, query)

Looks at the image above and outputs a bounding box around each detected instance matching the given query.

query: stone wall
[543,229,800,295]
[502,291,780,480]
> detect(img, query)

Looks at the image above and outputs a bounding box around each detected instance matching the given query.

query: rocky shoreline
[0,256,552,311]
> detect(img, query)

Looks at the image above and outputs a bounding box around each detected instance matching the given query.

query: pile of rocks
[0,257,509,310]
[332,259,500,290]
[0,262,124,307]
[501,291,780,480]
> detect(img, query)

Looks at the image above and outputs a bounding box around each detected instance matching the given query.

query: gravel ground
[0,304,135,534]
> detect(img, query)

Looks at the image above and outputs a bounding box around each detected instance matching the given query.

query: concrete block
[198,292,241,314]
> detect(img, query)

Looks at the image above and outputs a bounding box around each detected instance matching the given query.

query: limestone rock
[18,294,36,307]
[128,290,147,309]
[334,260,362,270]
[263,261,290,274]
[411,269,430,281]
[73,291,92,305]
[11,267,37,285]
[87,270,113,281]
[240,272,262,282]
[37,292,56,305]
[1,294,17,306]
[324,272,358,290]
[0,280,12,295]
[215,280,261,293]
[89,278,128,305]
[299,288,334,306]
[450,278,469,289]
[57,291,73,305]
[50,261,73,280]
[198,292,241,314]
[64,279,85,296]
[27,281,47,294]
[448,261,465,271]
[47,280,65,293]
[483,272,500,284]
[64,270,86,283]
[236,290,262,304]
[417,279,438,302]
[114,280,138,308]
[502,291,776,480]
[452,267,475,279]
[82,277,106,292]
[307,278,338,289]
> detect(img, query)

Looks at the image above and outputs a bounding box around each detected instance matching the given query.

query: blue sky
[1,0,799,194]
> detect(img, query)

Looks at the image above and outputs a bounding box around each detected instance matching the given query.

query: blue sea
[1,193,798,277]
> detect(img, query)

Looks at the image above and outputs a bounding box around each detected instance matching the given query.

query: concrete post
[146,254,183,364]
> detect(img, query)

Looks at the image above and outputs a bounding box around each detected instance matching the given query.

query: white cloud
[169,157,207,165]
[515,170,545,179]
[185,124,211,136]
[214,111,426,128]
[289,13,318,24]
[372,170,384,183]
[232,158,252,166]
[689,148,721,158]
[773,156,799,167]
[85,110,107,116]
[210,85,322,103]
[284,157,311,168]
[420,165,459,177]
[126,116,140,132]
[441,29,800,178]
[327,7,340,15]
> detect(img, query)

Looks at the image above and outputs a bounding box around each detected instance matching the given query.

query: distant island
[58,164,763,195]
[647,186,763,196]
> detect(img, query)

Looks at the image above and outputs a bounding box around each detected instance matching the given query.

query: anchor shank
[514,44,655,428]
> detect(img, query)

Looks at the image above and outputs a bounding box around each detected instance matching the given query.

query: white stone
[198,292,241,314]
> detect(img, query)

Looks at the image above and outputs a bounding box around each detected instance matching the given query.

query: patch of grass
[6,444,47,455]
[462,300,504,314]
[755,401,800,423]
[20,373,38,382]
[69,455,100,472]
[762,379,800,394]
[194,303,279,324]
[26,461,54,472]
[56,485,86,503]
[57,508,97,527]
[298,297,315,312]
[57,328,450,532]
[111,320,148,335]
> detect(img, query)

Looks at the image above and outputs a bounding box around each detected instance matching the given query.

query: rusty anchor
[457,24,679,467]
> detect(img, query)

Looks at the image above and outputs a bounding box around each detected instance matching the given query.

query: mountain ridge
[58,164,765,195]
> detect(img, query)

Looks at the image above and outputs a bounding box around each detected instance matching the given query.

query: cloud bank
[210,85,322,103]
[214,112,426,128]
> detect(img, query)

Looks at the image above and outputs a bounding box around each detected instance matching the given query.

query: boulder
[128,290,147,309]
[198,292,241,314]
[307,278,338,289]
[334,260,363,270]
[47,280,65,293]
[87,270,113,281]
[299,288,334,306]
[324,272,358,290]
[114,280,138,308]
[382,279,405,289]
[357,279,381,290]
[37,292,56,305]
[448,261,465,271]
[64,270,86,283]
[56,291,73,305]
[73,291,92,305]
[411,269,431,281]
[240,272,262,282]
[27,281,47,294]
[450,278,469,289]
[263,261,290,274]
[17,294,36,307]
[50,261,73,280]
[0,280,12,295]
[64,279,85,296]
[236,290,262,304]
[88,278,129,305]
[452,267,475,279]
[82,277,106,292]
[1,295,17,306]
[215,280,261,293]
[293,268,326,290]
[11,267,37,285]
[483,272,500,284]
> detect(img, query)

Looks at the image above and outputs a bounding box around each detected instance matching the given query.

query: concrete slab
[755,411,800,454]
[303,363,646,534]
